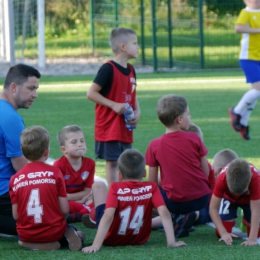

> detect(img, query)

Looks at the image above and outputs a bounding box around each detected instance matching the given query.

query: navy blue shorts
[160,190,210,214]
[95,141,131,161]
[195,205,212,225]
[239,59,260,83]
[218,197,251,223]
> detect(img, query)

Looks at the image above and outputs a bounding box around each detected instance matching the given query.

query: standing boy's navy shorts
[239,60,260,83]
[160,190,209,214]
[95,141,131,161]
[218,197,251,223]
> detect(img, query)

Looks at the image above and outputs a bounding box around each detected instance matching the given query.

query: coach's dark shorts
[95,141,131,161]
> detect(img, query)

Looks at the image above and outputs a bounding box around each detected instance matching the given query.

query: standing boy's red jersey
[213,163,260,204]
[9,162,67,243]
[103,181,165,246]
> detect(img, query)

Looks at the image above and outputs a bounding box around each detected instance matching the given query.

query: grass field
[1,69,260,259]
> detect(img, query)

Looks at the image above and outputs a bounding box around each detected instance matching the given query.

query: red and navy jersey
[213,163,260,204]
[9,162,67,243]
[53,156,95,194]
[103,181,165,246]
[94,61,136,143]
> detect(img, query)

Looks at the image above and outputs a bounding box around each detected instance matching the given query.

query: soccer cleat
[239,125,250,140]
[228,107,242,132]
[64,227,82,251]
[82,208,96,229]
[172,212,197,238]
[66,213,82,223]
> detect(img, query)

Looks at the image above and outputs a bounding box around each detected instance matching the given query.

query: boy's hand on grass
[82,245,100,253]
[241,239,258,246]
[219,232,238,245]
[168,241,187,247]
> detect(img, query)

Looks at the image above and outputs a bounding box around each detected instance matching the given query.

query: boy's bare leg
[106,160,118,186]
[18,240,60,251]
[152,216,163,229]
[92,181,108,207]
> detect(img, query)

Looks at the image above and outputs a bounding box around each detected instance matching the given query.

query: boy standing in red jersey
[9,126,84,251]
[82,149,186,253]
[210,158,260,246]
[87,27,141,187]
[54,125,95,223]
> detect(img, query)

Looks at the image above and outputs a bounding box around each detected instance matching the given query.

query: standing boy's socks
[240,100,257,126]
[234,89,260,117]
[215,221,235,238]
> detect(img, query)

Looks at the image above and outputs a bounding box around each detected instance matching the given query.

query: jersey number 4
[118,206,144,235]
[27,189,43,223]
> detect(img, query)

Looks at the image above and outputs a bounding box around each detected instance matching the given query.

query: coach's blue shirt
[0,99,24,195]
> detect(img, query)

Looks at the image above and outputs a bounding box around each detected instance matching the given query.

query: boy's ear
[175,115,182,124]
[143,169,146,178]
[215,167,223,177]
[119,171,124,181]
[119,42,126,52]
[43,148,50,158]
[60,146,65,153]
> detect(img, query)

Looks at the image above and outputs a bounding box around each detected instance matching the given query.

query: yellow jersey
[236,7,260,60]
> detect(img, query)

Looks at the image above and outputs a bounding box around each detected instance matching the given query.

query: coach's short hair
[4,64,41,89]
[118,149,145,180]
[21,126,49,161]
[226,158,252,195]
[212,149,238,170]
[57,125,83,146]
[109,27,136,53]
[186,123,203,140]
[156,94,188,127]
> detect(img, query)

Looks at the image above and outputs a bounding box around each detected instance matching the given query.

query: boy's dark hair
[4,64,41,89]
[109,27,136,53]
[118,149,145,180]
[57,125,83,146]
[156,94,188,127]
[226,158,252,195]
[21,126,50,161]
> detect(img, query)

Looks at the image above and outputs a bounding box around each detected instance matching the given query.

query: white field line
[39,78,245,89]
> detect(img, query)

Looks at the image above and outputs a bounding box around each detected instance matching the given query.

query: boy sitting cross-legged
[9,126,84,251]
[53,125,95,223]
[82,149,186,253]
[210,158,260,246]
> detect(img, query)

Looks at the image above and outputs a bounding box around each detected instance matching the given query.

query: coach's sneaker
[239,125,250,140]
[172,212,197,238]
[82,208,96,229]
[64,227,82,251]
[228,107,242,131]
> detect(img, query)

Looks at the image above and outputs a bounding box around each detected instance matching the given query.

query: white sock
[240,100,257,126]
[234,89,260,115]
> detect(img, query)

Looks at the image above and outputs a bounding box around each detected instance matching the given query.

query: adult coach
[0,64,41,235]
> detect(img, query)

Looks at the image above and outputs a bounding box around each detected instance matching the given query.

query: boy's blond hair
[212,149,238,170]
[156,94,188,127]
[186,123,203,140]
[21,126,50,161]
[57,125,83,146]
[118,149,145,180]
[109,27,136,53]
[226,158,252,195]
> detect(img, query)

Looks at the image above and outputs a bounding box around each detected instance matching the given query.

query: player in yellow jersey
[228,0,260,140]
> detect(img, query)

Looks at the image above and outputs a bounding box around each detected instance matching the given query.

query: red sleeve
[9,175,17,204]
[56,169,67,198]
[105,183,118,209]
[213,170,227,198]
[145,139,159,167]
[248,165,260,200]
[84,158,95,189]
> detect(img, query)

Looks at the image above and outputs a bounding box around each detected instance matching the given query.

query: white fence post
[38,0,45,68]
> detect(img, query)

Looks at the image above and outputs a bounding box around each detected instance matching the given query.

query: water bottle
[123,104,136,131]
